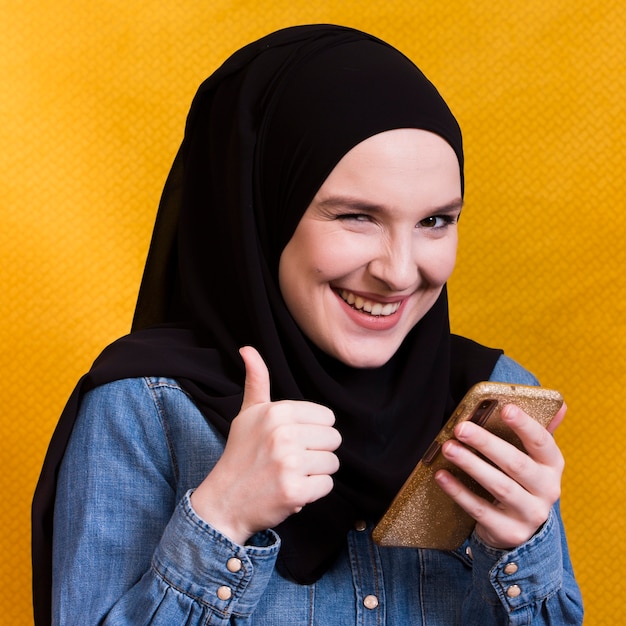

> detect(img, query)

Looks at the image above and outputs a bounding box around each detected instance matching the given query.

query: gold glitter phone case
[372,382,564,550]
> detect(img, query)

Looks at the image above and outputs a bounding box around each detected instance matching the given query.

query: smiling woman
[279,129,461,368]
[32,24,583,625]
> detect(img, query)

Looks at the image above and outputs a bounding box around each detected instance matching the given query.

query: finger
[239,346,271,410]
[500,405,564,467]
[546,401,567,435]
[453,419,544,488]
[455,407,559,470]
[434,469,538,548]
[434,468,499,522]
[451,419,563,498]
[297,423,342,452]
[302,474,335,504]
[441,438,529,503]
[300,450,341,476]
[271,400,337,427]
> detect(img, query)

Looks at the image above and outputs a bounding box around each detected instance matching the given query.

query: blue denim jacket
[52,355,583,624]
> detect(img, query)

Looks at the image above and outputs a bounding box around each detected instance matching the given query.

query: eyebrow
[316,195,464,215]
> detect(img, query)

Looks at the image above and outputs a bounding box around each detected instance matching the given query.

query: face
[278,128,462,368]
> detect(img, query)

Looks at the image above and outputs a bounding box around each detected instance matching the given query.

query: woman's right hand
[190,346,342,545]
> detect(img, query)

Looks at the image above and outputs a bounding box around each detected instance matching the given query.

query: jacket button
[363,595,379,610]
[503,562,518,575]
[217,586,232,601]
[506,584,521,598]
[227,557,243,573]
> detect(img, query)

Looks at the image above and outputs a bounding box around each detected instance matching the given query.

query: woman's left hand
[434,402,567,549]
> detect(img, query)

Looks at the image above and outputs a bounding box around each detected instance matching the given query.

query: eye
[418,215,457,229]
[336,213,373,223]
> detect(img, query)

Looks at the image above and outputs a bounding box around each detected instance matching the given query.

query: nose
[367,234,418,292]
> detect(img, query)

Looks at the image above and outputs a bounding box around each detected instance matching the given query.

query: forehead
[315,129,462,209]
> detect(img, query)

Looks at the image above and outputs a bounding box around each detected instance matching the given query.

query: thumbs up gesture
[190,346,342,545]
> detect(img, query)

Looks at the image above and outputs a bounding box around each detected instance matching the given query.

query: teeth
[340,290,401,317]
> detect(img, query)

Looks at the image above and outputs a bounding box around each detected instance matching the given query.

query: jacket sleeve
[458,354,583,624]
[463,504,583,625]
[52,378,280,625]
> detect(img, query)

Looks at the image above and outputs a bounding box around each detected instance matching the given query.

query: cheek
[423,240,458,285]
[278,236,339,308]
[304,236,367,281]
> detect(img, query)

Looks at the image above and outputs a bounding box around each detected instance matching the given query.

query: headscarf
[32,24,501,625]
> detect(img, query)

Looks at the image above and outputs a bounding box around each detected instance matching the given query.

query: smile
[339,289,402,317]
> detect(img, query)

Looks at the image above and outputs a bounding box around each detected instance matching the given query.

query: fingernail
[434,470,449,485]
[442,440,458,458]
[456,421,476,441]
[455,422,468,440]
[502,404,518,421]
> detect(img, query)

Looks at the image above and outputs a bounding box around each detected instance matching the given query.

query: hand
[434,402,567,549]
[191,346,342,545]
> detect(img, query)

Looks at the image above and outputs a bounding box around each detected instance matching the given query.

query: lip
[336,288,406,304]
[334,288,406,331]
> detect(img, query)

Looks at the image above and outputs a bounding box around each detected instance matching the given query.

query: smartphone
[372,382,563,550]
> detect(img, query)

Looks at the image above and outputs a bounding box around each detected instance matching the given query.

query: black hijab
[32,24,501,625]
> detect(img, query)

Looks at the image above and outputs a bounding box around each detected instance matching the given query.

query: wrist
[190,481,252,546]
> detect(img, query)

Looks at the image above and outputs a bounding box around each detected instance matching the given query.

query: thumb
[239,346,271,410]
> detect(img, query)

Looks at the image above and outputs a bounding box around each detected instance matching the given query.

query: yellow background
[2,1,624,623]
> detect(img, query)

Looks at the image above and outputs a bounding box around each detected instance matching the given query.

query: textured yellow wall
[2,1,624,623]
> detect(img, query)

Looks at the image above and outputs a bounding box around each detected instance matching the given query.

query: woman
[32,24,583,625]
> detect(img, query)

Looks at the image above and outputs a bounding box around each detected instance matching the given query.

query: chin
[332,345,398,369]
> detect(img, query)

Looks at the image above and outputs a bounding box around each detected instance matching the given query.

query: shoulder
[83,376,189,402]
[489,354,540,386]
[78,376,204,439]
[74,377,222,482]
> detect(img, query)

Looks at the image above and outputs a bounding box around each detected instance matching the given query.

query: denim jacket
[52,355,583,624]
